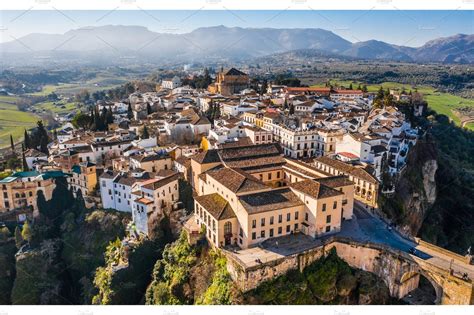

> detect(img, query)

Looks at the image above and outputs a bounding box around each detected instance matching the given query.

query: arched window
[224,221,232,235]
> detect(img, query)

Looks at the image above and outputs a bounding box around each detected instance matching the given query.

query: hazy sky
[1,10,472,46]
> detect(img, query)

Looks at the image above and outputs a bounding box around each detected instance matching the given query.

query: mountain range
[1,25,472,64]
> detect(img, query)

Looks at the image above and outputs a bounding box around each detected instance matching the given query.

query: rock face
[380,139,438,236]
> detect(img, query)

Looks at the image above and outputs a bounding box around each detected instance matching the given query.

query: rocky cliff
[380,138,438,236]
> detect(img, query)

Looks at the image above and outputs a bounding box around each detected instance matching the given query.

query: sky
[1,10,473,46]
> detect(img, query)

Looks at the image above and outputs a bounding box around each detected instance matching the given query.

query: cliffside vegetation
[145,232,238,305]
[418,113,474,253]
[92,217,173,305]
[244,248,393,305]
[145,234,394,305]
[380,103,474,254]
[1,177,130,305]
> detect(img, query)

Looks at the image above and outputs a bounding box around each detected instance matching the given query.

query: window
[224,221,231,235]
[322,203,326,212]
[270,228,274,237]
[278,214,282,223]
[305,212,309,221]
[270,216,274,225]
[326,215,332,223]
[333,201,337,209]
[261,218,265,227]
[286,213,291,222]
[252,220,256,228]
[286,225,291,233]
[268,173,272,180]
[252,232,256,240]
[239,228,243,237]
[294,223,298,230]
[261,230,265,238]
[278,227,282,234]
[295,211,299,220]
[326,226,331,232]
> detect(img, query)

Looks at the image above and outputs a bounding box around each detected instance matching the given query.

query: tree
[36,190,50,218]
[141,125,150,139]
[0,226,10,242]
[383,94,394,108]
[127,103,133,120]
[260,80,268,95]
[362,85,368,93]
[21,221,32,244]
[72,112,92,130]
[376,87,385,100]
[10,134,15,153]
[349,83,353,90]
[146,103,152,115]
[289,103,295,115]
[15,226,23,249]
[7,156,21,170]
[39,135,49,155]
[21,144,28,171]
[23,129,30,149]
[106,106,114,124]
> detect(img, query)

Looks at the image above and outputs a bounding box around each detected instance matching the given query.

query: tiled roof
[239,188,303,214]
[190,149,221,164]
[315,175,353,188]
[207,168,268,194]
[315,156,378,184]
[195,193,236,220]
[141,172,180,190]
[290,180,343,199]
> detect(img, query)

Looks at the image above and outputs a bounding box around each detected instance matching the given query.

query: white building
[161,76,182,89]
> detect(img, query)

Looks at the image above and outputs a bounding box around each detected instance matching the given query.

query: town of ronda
[0,1,473,315]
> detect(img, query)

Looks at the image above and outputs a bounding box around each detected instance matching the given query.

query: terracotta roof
[315,175,353,188]
[224,68,247,76]
[285,87,331,93]
[141,173,180,190]
[207,168,268,194]
[239,188,303,214]
[218,142,282,162]
[290,179,343,199]
[135,197,153,205]
[333,90,363,94]
[195,193,236,220]
[191,149,221,164]
[315,156,378,184]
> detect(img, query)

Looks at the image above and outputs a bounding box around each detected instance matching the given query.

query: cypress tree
[146,103,152,115]
[127,103,133,120]
[289,103,295,115]
[10,134,15,153]
[21,145,28,171]
[24,129,30,149]
[39,135,49,155]
[141,125,150,139]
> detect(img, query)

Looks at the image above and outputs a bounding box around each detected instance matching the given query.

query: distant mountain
[343,40,414,62]
[409,34,474,64]
[0,25,472,65]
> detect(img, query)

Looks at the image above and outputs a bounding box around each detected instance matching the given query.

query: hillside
[145,233,395,305]
[1,26,472,65]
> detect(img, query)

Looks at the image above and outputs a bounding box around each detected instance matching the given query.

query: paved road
[229,202,474,280]
[346,203,474,279]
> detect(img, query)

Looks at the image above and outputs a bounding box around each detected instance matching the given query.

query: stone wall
[225,237,474,305]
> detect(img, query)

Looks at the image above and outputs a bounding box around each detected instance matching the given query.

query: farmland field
[0,95,38,148]
[27,76,129,97]
[311,80,474,129]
